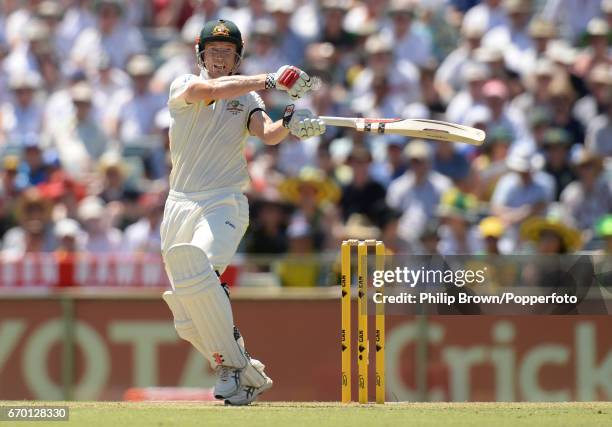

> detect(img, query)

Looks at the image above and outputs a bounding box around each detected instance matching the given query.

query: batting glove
[282,105,326,139]
[266,65,313,100]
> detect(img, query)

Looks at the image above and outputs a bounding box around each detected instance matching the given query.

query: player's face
[203,41,240,78]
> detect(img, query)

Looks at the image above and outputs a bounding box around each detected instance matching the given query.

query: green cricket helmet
[197,19,244,57]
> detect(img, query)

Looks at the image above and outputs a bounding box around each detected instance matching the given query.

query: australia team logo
[212,23,230,36]
[226,100,245,115]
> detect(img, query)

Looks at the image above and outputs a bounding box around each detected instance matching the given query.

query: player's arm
[182,66,314,105]
[248,105,326,145]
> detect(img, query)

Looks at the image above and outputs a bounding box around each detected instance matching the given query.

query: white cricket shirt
[167,73,265,193]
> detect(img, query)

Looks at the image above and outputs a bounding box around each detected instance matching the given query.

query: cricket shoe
[213,366,241,399]
[224,359,273,406]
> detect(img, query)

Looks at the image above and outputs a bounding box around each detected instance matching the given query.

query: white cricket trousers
[160,186,249,277]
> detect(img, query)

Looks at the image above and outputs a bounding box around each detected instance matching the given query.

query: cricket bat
[319,116,486,146]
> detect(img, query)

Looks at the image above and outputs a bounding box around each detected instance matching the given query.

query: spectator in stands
[96,153,130,203]
[77,195,122,253]
[541,0,602,43]
[574,18,611,78]
[595,214,612,254]
[122,190,164,253]
[548,78,585,145]
[107,54,166,144]
[478,216,505,255]
[520,205,582,254]
[1,72,44,143]
[276,216,320,287]
[463,0,508,32]
[432,140,471,185]
[2,187,57,256]
[278,167,341,251]
[70,0,145,72]
[541,128,575,200]
[491,146,553,249]
[240,19,289,76]
[352,34,421,107]
[435,18,486,99]
[50,82,110,179]
[473,126,512,201]
[266,0,306,68]
[54,217,84,253]
[446,61,489,125]
[437,188,482,255]
[19,135,50,187]
[318,0,354,50]
[511,59,556,121]
[386,139,452,243]
[339,145,387,224]
[383,0,433,67]
[478,79,531,149]
[561,147,612,237]
[574,64,612,128]
[0,156,21,237]
[244,193,290,256]
[586,92,612,157]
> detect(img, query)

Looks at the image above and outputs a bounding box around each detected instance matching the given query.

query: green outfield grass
[1,401,610,427]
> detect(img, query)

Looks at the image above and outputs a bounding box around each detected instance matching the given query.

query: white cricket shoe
[224,359,273,406]
[224,378,273,406]
[213,366,241,399]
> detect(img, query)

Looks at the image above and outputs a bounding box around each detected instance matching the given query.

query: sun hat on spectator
[404,139,432,161]
[25,19,51,43]
[126,55,155,77]
[70,82,93,103]
[542,128,572,147]
[474,46,504,64]
[463,62,490,83]
[388,0,417,16]
[464,105,492,128]
[320,0,351,11]
[78,196,106,221]
[2,155,20,172]
[54,218,81,239]
[506,146,538,173]
[520,205,582,251]
[533,58,556,77]
[546,40,578,66]
[588,64,612,85]
[342,213,381,240]
[461,13,487,38]
[36,1,63,20]
[278,167,341,206]
[569,146,603,170]
[364,35,393,55]
[266,0,295,14]
[9,71,42,90]
[603,0,612,13]
[15,188,51,223]
[528,17,557,39]
[503,0,530,13]
[479,216,505,238]
[586,18,609,37]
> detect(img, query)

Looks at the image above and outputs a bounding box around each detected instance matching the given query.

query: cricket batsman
[160,19,325,406]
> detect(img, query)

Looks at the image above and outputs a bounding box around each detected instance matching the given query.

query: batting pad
[165,243,249,369]
[162,290,216,368]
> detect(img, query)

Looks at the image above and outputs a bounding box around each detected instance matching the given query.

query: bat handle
[319,116,358,129]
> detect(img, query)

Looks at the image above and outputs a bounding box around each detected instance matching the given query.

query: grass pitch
[1,401,610,427]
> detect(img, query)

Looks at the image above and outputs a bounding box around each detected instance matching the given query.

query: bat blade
[319,116,486,146]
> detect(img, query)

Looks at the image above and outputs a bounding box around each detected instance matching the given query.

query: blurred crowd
[0,0,611,282]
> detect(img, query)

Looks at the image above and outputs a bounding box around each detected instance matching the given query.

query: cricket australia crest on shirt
[226,99,245,115]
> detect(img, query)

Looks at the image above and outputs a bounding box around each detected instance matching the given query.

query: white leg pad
[165,243,249,369]
[162,290,217,368]
[241,358,271,388]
